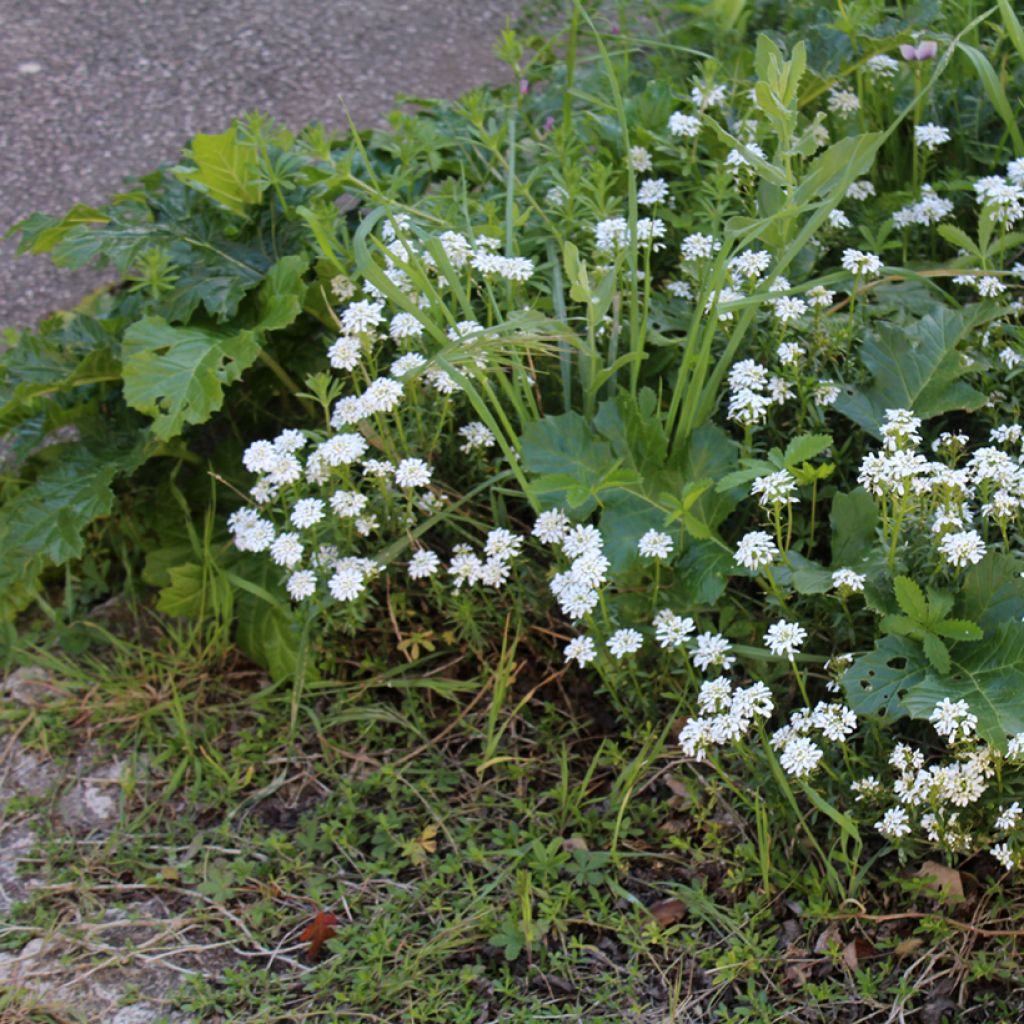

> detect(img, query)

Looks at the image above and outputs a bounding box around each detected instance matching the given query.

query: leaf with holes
[841,636,929,721]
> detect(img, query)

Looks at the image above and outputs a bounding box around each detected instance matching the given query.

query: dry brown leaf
[915,860,964,902]
[893,936,925,957]
[842,937,877,970]
[562,836,589,853]
[299,910,339,961]
[648,897,688,928]
[814,921,842,954]
[783,961,809,987]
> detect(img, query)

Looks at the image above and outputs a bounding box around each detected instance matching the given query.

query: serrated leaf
[879,614,919,638]
[924,588,954,623]
[930,618,983,642]
[176,125,265,215]
[123,316,262,441]
[0,441,148,620]
[902,624,1024,749]
[894,576,928,622]
[922,632,951,674]
[156,562,234,620]
[781,433,832,467]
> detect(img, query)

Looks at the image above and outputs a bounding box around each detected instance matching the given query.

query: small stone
[16,61,42,74]
[2,667,57,707]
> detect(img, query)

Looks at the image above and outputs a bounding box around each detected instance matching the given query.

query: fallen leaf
[893,936,925,957]
[648,897,688,928]
[562,836,589,853]
[842,936,878,969]
[783,961,810,987]
[407,823,439,865]
[915,861,964,902]
[813,921,842,954]
[299,910,339,961]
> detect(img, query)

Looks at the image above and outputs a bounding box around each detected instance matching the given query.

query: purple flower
[542,115,556,134]
[899,40,938,61]
[519,77,530,97]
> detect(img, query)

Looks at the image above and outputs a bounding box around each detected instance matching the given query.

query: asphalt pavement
[0,0,523,330]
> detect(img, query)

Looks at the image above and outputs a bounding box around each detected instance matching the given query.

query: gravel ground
[0,0,523,331]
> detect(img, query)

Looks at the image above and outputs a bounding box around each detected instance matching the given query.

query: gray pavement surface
[1,0,524,331]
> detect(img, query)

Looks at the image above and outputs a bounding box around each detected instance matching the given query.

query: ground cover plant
[4,0,1024,1020]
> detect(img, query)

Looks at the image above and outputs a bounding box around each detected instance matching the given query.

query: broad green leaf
[786,552,834,595]
[829,487,878,567]
[594,388,669,480]
[9,204,110,255]
[122,316,262,441]
[894,576,928,622]
[176,125,265,215]
[255,254,310,332]
[670,539,734,607]
[960,552,1024,631]
[834,308,989,437]
[841,636,929,721]
[599,491,666,573]
[0,441,147,620]
[156,562,234,619]
[902,624,1024,749]
[675,423,740,534]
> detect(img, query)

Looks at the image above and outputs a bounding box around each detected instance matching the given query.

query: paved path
[0,0,523,330]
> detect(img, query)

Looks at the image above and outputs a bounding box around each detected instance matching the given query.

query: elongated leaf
[957,42,1024,154]
[998,0,1024,64]
[122,317,262,441]
[782,433,832,467]
[894,576,928,622]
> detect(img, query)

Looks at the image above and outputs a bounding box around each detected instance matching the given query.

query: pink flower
[519,77,529,96]
[899,40,938,61]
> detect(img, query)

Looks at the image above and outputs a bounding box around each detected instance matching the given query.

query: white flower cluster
[535,516,609,621]
[725,359,785,427]
[447,527,524,591]
[770,699,859,778]
[859,705,1024,867]
[974,160,1024,227]
[678,678,774,759]
[855,409,1024,568]
[594,216,668,255]
[893,184,953,228]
